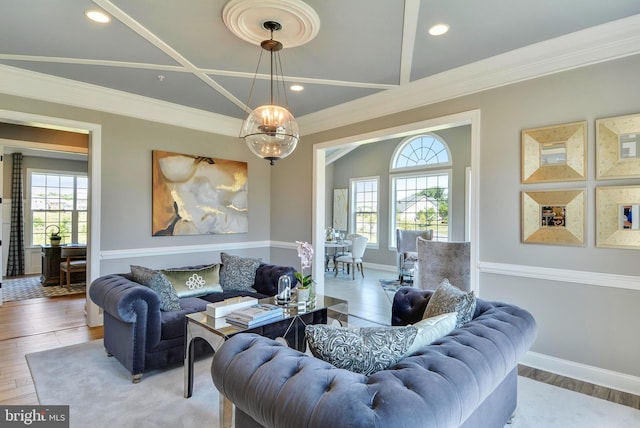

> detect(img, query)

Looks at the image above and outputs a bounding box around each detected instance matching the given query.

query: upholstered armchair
[417,237,470,291]
[396,229,432,283]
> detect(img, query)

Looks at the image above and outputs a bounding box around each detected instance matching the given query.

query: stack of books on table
[225,303,284,328]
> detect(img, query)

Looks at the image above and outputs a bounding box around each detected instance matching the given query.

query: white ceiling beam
[400,0,421,85]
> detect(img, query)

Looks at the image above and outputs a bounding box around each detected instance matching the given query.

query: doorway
[0,109,102,326]
[312,110,481,296]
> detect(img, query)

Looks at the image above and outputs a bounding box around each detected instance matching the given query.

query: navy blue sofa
[211,286,537,428]
[89,263,296,382]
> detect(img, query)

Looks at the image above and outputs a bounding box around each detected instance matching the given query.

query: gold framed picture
[521,121,587,183]
[596,113,640,179]
[522,189,585,246]
[596,186,640,249]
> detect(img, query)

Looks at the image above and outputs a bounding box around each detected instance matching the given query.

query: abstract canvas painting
[152,150,248,236]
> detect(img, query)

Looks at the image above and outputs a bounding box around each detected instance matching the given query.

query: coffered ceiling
[1,0,640,135]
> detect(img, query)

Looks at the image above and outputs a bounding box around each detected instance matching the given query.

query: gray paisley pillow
[130,265,157,286]
[423,279,476,328]
[305,325,418,376]
[147,273,181,312]
[219,253,261,291]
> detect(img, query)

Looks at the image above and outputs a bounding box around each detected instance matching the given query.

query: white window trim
[349,175,380,249]
[27,167,88,248]
[388,169,452,250]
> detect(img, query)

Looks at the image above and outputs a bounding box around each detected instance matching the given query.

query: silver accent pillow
[423,279,476,328]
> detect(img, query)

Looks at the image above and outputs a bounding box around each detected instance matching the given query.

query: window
[29,170,88,246]
[392,173,449,241]
[393,134,450,169]
[391,134,451,243]
[351,177,378,244]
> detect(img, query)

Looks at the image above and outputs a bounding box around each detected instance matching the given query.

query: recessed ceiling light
[290,84,304,92]
[428,24,449,36]
[86,10,111,24]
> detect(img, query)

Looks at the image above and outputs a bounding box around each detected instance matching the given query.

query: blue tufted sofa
[89,262,296,382]
[211,286,537,428]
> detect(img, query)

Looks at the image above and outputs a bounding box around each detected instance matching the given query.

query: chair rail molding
[478,261,640,292]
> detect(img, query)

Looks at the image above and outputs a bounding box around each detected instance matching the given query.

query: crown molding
[1,14,639,137]
[0,64,242,136]
[298,14,640,135]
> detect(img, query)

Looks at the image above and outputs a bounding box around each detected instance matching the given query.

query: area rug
[2,276,85,302]
[26,340,640,428]
[26,340,218,428]
[379,278,414,303]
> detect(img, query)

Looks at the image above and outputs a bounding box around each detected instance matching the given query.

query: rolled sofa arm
[253,263,297,296]
[89,274,161,324]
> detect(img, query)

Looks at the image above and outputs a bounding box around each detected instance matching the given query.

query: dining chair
[59,246,87,289]
[334,235,368,279]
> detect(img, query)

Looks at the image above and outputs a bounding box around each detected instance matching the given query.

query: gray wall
[273,53,640,379]
[326,126,471,267]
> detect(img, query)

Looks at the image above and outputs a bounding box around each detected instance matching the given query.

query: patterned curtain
[7,153,25,276]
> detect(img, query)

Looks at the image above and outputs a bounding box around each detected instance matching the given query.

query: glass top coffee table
[184,294,347,427]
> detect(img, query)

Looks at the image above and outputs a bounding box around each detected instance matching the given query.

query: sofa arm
[253,263,297,296]
[89,274,161,326]
[391,286,433,326]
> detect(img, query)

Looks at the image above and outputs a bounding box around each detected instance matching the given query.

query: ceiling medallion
[222,0,320,48]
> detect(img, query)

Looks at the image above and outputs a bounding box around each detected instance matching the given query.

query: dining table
[324,239,352,271]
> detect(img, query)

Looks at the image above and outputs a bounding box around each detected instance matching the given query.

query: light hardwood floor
[1,269,638,411]
[0,294,103,405]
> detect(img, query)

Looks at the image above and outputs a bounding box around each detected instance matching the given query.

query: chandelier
[240,21,299,166]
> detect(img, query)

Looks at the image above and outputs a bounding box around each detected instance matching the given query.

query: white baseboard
[522,351,640,397]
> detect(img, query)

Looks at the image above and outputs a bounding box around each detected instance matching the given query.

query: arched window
[392,133,451,169]
[390,133,452,243]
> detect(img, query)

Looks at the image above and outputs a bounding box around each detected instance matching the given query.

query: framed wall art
[332,188,348,231]
[522,189,585,246]
[152,150,248,236]
[596,185,640,249]
[596,113,640,179]
[521,121,587,183]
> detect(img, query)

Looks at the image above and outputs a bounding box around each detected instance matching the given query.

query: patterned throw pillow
[404,312,457,356]
[130,265,157,286]
[305,325,418,376]
[147,273,182,312]
[219,253,261,291]
[423,279,476,328]
[160,264,223,298]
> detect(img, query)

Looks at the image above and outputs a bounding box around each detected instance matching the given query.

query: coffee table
[184,294,348,428]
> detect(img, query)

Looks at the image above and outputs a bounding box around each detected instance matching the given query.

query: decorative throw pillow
[160,264,223,298]
[130,265,157,286]
[423,279,476,328]
[305,325,418,376]
[403,251,418,261]
[147,273,182,311]
[219,253,261,291]
[404,312,457,356]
